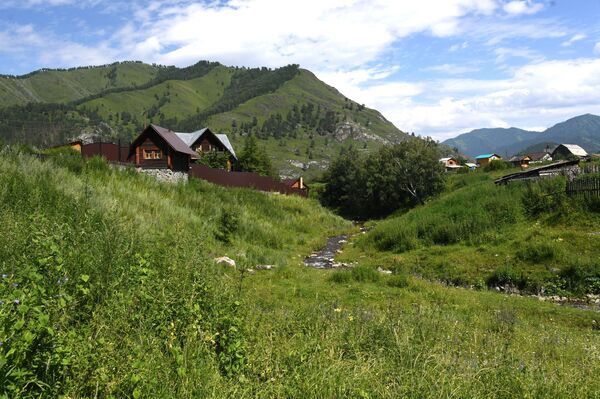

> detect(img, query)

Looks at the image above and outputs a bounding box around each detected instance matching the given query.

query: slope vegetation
[0,150,598,398]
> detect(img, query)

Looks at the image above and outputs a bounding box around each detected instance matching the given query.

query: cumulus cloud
[354,58,600,140]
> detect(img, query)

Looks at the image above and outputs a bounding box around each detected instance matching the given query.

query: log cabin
[174,128,237,171]
[128,124,198,172]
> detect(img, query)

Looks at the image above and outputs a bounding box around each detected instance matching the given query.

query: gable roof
[149,124,198,157]
[475,153,500,159]
[528,152,551,161]
[553,144,588,157]
[175,128,237,159]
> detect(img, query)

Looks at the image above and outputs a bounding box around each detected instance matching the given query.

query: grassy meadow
[0,152,599,398]
[342,168,600,296]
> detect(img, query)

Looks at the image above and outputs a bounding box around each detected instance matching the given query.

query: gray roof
[175,128,237,159]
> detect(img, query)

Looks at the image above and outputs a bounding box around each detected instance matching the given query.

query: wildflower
[348,315,354,321]
[334,307,342,313]
[13,299,20,305]
[1,274,7,279]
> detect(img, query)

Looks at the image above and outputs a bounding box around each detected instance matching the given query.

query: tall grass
[362,177,524,252]
[0,149,347,397]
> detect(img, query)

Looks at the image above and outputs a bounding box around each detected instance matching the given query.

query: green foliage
[516,241,560,263]
[486,266,528,289]
[361,177,522,252]
[483,159,509,172]
[235,134,275,177]
[330,266,380,284]
[216,208,240,244]
[197,150,231,170]
[322,137,446,218]
[0,150,347,396]
[521,177,567,217]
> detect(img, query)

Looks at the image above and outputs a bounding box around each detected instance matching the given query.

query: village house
[174,128,237,171]
[551,144,589,161]
[528,151,553,164]
[475,153,502,167]
[439,157,462,171]
[128,124,237,172]
[128,124,198,172]
[508,155,531,168]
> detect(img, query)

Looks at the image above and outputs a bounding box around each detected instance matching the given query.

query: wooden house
[128,124,198,172]
[475,153,501,167]
[528,152,552,164]
[175,128,237,170]
[551,144,589,160]
[282,177,309,196]
[439,157,462,171]
[508,155,531,168]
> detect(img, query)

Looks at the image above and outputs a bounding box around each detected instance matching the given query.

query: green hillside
[0,61,406,177]
[1,149,599,397]
[0,62,160,106]
[344,168,600,297]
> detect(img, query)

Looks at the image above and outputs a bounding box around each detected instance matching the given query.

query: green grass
[342,171,600,295]
[80,65,234,122]
[1,151,599,398]
[0,63,159,106]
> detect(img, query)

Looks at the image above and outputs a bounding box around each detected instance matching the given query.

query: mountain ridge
[443,114,600,157]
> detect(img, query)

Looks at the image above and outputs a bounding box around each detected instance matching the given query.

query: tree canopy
[235,134,275,177]
[321,137,445,218]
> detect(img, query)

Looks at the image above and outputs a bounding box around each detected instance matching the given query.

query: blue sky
[1,0,600,140]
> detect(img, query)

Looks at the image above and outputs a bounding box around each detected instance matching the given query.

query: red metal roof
[150,124,198,157]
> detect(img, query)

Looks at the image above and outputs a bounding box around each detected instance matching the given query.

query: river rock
[214,256,236,268]
[377,267,392,275]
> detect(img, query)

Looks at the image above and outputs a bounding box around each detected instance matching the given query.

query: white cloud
[561,33,586,47]
[346,58,600,140]
[424,63,480,74]
[595,42,600,55]
[502,1,544,16]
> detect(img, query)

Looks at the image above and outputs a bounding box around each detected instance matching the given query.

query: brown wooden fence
[566,177,600,197]
[81,142,131,163]
[189,164,308,197]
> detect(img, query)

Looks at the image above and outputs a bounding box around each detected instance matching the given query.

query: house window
[143,149,162,160]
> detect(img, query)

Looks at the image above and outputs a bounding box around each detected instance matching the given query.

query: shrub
[386,274,409,288]
[330,266,381,284]
[516,241,559,263]
[486,266,527,289]
[483,160,509,172]
[521,177,567,217]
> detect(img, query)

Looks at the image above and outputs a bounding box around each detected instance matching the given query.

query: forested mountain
[443,114,600,157]
[0,61,407,178]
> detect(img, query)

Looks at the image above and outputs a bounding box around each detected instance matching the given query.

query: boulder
[214,256,236,268]
[377,267,392,275]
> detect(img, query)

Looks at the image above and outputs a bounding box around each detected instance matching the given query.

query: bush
[521,177,567,217]
[483,160,509,172]
[486,266,527,289]
[516,241,559,263]
[330,266,380,284]
[386,274,409,288]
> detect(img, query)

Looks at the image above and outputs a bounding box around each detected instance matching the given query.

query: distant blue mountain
[443,114,600,157]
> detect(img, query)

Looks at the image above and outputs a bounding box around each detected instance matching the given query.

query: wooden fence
[189,164,308,197]
[566,177,600,197]
[81,142,131,163]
